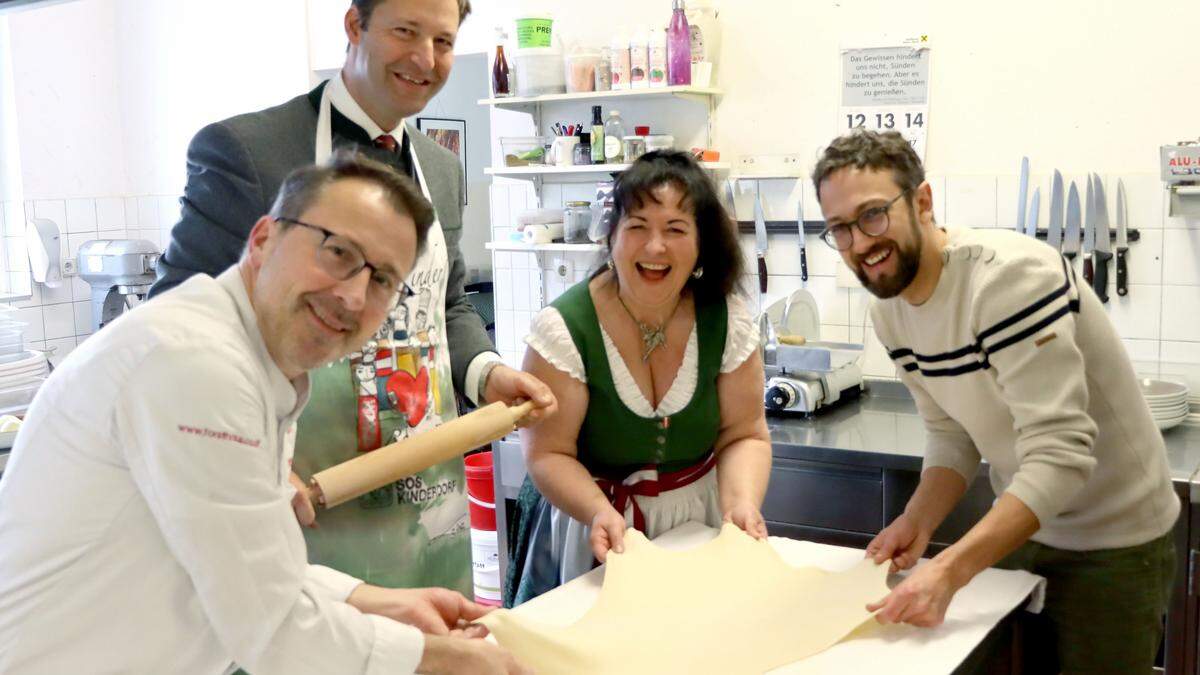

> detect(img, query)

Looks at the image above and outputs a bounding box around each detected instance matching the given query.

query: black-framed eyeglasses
[275,217,415,308]
[820,189,911,251]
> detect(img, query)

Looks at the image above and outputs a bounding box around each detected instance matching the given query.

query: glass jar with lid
[621,136,647,162]
[563,201,593,244]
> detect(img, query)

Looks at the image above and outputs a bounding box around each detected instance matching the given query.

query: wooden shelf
[485,242,605,253]
[478,85,722,108]
[486,161,729,178]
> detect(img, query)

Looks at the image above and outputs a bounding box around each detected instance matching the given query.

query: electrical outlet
[735,153,806,177]
[61,259,78,276]
[552,257,573,279]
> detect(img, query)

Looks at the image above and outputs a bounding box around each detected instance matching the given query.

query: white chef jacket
[0,268,424,674]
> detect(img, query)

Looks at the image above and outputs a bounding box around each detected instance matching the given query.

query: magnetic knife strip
[735,220,1141,242]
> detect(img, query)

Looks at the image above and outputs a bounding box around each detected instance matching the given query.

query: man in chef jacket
[814,130,1178,674]
[151,0,557,595]
[0,153,528,674]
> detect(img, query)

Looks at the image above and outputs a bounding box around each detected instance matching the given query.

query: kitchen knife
[1093,174,1112,303]
[754,180,768,293]
[1047,170,1064,251]
[1026,187,1041,238]
[797,193,808,283]
[1015,156,1029,233]
[1082,174,1096,286]
[1063,181,1081,261]
[1116,179,1129,296]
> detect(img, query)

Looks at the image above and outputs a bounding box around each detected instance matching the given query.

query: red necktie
[373,134,398,152]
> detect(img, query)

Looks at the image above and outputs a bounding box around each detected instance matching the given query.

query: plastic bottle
[603,109,627,163]
[591,105,605,163]
[609,31,631,91]
[686,0,721,85]
[595,46,613,91]
[666,0,692,86]
[648,27,667,88]
[629,25,649,89]
[492,28,511,97]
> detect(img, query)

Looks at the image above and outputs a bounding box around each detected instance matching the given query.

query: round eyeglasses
[819,189,910,251]
[276,217,415,308]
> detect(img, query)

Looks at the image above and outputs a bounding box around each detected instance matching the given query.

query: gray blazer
[151,82,494,396]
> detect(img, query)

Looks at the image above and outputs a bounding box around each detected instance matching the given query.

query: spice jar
[574,133,593,165]
[564,201,593,244]
[621,136,647,162]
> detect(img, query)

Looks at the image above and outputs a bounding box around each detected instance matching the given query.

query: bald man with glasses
[0,153,530,675]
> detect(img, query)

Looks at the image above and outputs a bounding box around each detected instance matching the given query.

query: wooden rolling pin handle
[510,400,535,424]
[307,479,325,508]
[304,400,536,510]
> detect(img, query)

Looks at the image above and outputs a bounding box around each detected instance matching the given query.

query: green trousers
[996,531,1175,675]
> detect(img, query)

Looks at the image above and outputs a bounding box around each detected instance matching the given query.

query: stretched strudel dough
[479,523,889,674]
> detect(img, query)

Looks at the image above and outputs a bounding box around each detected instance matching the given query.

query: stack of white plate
[1187,392,1200,428]
[1140,379,1190,431]
[0,350,49,416]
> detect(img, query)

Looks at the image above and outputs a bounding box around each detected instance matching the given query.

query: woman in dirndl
[505,150,772,606]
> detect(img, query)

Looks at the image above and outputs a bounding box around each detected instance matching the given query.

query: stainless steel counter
[767,389,1200,486]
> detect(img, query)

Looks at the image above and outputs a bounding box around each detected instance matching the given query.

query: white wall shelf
[486,161,729,178]
[478,86,722,108]
[486,241,605,253]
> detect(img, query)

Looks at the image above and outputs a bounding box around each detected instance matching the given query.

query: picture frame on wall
[416,117,467,205]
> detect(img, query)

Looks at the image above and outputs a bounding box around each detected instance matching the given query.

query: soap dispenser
[26,218,63,288]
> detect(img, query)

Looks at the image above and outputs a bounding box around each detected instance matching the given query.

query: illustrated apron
[290,84,471,594]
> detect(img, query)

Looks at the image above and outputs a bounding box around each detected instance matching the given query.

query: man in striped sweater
[813,130,1178,674]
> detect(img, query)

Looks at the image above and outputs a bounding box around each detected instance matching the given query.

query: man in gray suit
[153,0,556,596]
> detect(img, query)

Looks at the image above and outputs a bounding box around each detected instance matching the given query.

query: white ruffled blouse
[525,294,760,419]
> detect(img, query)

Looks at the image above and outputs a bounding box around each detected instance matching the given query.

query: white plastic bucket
[470,528,501,605]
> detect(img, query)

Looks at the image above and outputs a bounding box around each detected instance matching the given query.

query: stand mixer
[759,289,865,415]
[77,239,160,332]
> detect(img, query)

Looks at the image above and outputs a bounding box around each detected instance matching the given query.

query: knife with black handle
[1093,175,1112,303]
[1093,248,1111,303]
[797,197,808,283]
[1116,248,1127,296]
[1082,175,1096,287]
[753,181,768,293]
[1115,179,1129,297]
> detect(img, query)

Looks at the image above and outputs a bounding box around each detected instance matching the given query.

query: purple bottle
[666,0,692,86]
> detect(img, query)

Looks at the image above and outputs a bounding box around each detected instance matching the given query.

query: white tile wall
[487,172,1200,387]
[0,194,176,366]
[945,176,997,229]
[96,198,126,231]
[65,198,97,233]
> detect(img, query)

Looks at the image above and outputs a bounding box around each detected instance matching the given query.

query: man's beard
[852,221,923,299]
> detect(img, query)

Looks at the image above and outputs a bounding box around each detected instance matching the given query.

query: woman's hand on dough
[724,502,768,540]
[590,507,627,563]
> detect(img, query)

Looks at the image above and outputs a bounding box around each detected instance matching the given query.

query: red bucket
[464,451,496,531]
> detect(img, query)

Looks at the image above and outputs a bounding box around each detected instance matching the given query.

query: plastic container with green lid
[515,16,553,49]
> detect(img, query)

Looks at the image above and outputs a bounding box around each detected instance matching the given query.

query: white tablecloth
[508,521,1045,674]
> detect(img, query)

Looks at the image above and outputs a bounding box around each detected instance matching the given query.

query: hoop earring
[691,267,704,279]
[606,259,615,271]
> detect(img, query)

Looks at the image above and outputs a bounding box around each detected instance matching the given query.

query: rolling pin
[309,400,534,509]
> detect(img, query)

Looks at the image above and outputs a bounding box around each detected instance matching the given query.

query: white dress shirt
[0,269,424,674]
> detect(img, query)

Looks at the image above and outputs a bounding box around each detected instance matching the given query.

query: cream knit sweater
[871,226,1179,550]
